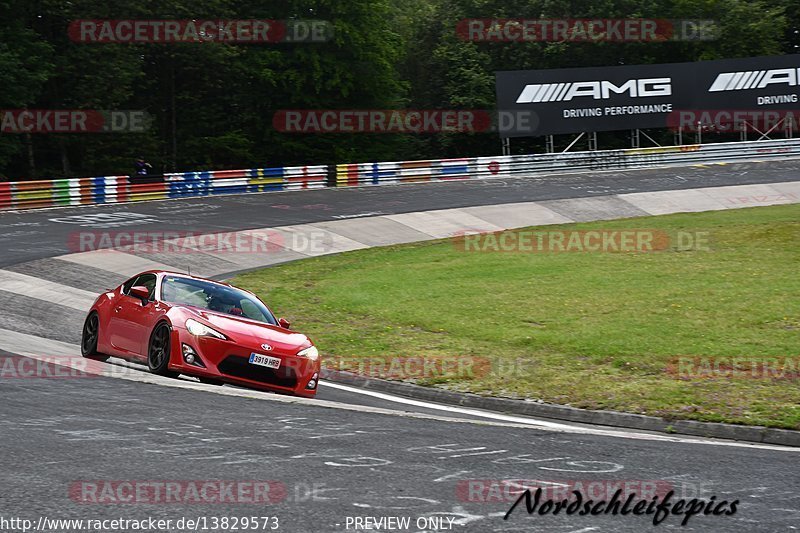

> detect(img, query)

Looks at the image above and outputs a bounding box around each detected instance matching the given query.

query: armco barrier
[1,139,799,210]
[326,139,800,188]
[333,139,800,186]
[0,182,10,209]
[164,165,327,198]
[0,165,327,210]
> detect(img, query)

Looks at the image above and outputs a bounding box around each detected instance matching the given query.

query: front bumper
[169,328,320,398]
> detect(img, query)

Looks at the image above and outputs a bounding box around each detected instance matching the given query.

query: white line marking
[320,381,799,451]
[0,329,592,429]
[331,212,386,219]
[433,471,472,482]
[308,433,359,439]
[444,450,507,459]
[0,327,797,451]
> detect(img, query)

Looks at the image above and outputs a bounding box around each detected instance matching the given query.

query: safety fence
[0,165,326,210]
[333,139,800,186]
[2,138,799,210]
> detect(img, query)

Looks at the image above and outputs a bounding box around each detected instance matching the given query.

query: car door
[109,273,158,357]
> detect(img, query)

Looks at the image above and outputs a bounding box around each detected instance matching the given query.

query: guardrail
[334,138,800,186]
[1,138,799,210]
[0,165,327,210]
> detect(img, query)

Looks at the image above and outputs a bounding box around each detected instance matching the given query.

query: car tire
[147,322,178,378]
[198,377,224,386]
[81,312,109,361]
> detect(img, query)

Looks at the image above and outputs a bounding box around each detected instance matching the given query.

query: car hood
[184,307,311,350]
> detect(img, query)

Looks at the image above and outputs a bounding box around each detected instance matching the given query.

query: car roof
[158,271,232,287]
[133,270,233,288]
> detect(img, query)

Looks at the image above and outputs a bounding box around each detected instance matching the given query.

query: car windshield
[161,276,277,325]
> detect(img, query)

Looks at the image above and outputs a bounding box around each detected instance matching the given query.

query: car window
[121,275,139,295]
[135,274,157,300]
[239,298,270,322]
[164,280,208,307]
[161,276,277,325]
[123,273,156,300]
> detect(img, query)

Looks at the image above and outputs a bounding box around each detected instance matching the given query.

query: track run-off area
[2,159,800,532]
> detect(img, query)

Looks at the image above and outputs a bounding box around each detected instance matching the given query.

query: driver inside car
[207,290,244,317]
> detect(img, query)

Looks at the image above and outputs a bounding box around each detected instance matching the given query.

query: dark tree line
[0,0,796,180]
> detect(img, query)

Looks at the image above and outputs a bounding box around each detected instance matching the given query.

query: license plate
[249,353,281,369]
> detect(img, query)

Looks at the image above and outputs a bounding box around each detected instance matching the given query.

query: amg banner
[495,55,800,137]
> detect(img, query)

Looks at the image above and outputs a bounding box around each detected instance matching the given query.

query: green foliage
[0,0,794,179]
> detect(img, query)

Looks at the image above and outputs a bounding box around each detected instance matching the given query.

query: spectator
[134,155,153,177]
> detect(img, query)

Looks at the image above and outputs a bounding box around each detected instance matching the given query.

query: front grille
[218,355,298,388]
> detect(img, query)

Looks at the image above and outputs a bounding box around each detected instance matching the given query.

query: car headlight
[185,318,226,340]
[297,346,319,360]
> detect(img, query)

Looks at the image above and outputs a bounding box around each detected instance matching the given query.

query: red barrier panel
[212,169,250,179]
[400,160,433,182]
[113,177,129,203]
[346,164,359,186]
[0,182,11,209]
[77,178,93,204]
[286,166,324,190]
[128,180,167,202]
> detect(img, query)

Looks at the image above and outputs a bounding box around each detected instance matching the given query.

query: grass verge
[233,204,800,429]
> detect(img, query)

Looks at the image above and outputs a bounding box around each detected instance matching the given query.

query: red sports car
[80,270,320,397]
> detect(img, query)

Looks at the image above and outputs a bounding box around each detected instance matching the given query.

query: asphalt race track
[1,160,800,532]
[3,158,800,267]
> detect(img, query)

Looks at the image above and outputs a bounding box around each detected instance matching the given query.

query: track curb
[322,370,800,446]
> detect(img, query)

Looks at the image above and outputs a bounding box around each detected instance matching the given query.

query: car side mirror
[130,285,150,303]
[278,317,291,329]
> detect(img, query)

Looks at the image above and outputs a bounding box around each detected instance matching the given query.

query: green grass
[233,204,800,429]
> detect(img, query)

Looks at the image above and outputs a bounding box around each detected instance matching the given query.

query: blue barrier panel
[440,159,470,178]
[92,176,106,203]
[167,173,187,198]
[248,168,285,192]
[190,171,213,196]
[168,172,213,198]
[369,163,380,185]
